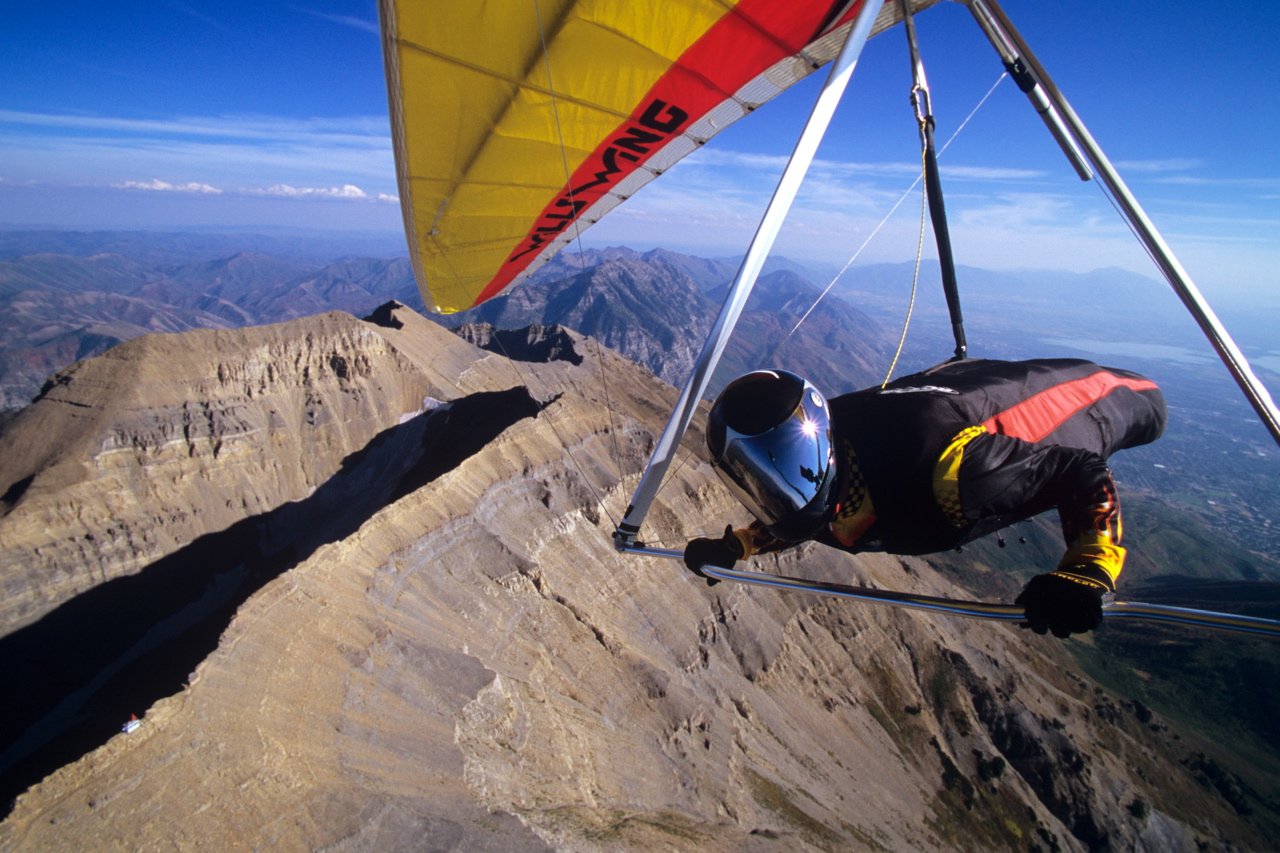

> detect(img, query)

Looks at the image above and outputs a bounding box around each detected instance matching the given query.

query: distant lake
[1042,338,1213,365]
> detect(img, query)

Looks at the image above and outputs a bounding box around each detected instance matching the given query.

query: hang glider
[380,0,940,314]
[380,1,1280,636]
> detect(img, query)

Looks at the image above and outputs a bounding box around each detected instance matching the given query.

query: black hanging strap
[901,1,967,360]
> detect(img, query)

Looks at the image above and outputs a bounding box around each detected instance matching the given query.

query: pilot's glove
[1015,567,1112,638]
[682,525,745,586]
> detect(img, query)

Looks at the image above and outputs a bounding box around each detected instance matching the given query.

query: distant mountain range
[5,232,1277,555]
[443,246,894,396]
[0,227,409,265]
[6,228,1278,563]
[0,234,899,410]
[12,229,1221,414]
[0,239,423,410]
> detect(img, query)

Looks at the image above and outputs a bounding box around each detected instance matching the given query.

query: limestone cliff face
[0,304,1267,851]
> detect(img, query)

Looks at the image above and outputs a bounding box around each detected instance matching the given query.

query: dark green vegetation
[935,496,1280,778]
[1122,496,1280,583]
[1074,619,1280,837]
[933,506,1280,842]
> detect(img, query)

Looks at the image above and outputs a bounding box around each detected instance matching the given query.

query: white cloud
[299,7,380,35]
[106,178,395,204]
[940,165,1046,181]
[252,183,368,199]
[0,109,388,144]
[0,109,398,198]
[114,178,222,194]
[246,183,399,203]
[1112,158,1202,173]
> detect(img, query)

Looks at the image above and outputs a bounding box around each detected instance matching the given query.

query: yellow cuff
[1059,534,1125,587]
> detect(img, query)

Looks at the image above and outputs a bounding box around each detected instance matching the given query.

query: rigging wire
[675,78,1006,543]
[530,0,627,519]
[420,0,629,532]
[527,0,755,548]
[1085,168,1178,291]
[533,0,581,258]
[655,77,1009,543]
[768,72,1008,360]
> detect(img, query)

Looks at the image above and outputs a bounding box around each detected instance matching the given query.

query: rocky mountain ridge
[0,302,1274,849]
[444,248,893,396]
[0,237,895,411]
[1,310,437,633]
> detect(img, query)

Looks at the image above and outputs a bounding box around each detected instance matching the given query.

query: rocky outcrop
[0,309,510,634]
[0,303,1272,850]
[455,322,585,366]
[444,248,893,395]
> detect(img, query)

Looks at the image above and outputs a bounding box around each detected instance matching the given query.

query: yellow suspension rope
[881,145,929,387]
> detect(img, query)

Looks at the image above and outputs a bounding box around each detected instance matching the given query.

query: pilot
[682,359,1166,638]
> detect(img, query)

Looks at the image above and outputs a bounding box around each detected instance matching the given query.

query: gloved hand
[1015,569,1110,638]
[683,525,745,586]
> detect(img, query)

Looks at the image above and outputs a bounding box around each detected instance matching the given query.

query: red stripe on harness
[982,372,1158,443]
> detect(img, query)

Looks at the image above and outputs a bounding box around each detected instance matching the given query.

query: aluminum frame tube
[613,0,884,547]
[965,0,1092,180]
[620,543,1280,636]
[967,0,1280,445]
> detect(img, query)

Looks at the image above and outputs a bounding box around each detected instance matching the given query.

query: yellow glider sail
[381,0,938,314]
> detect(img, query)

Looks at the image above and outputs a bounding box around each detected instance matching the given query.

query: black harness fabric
[815,358,1166,556]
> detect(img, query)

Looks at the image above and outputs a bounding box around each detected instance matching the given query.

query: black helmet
[706,370,837,541]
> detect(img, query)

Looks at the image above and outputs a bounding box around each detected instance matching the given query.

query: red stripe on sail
[471,0,865,307]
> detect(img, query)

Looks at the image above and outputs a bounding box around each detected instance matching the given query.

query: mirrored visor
[714,387,834,528]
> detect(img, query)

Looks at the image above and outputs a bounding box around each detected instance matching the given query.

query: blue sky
[2,1,1277,310]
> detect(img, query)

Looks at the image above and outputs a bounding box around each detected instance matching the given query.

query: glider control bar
[620,545,1280,638]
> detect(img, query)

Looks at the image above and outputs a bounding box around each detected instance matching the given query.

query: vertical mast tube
[614,0,883,547]
[900,0,967,359]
